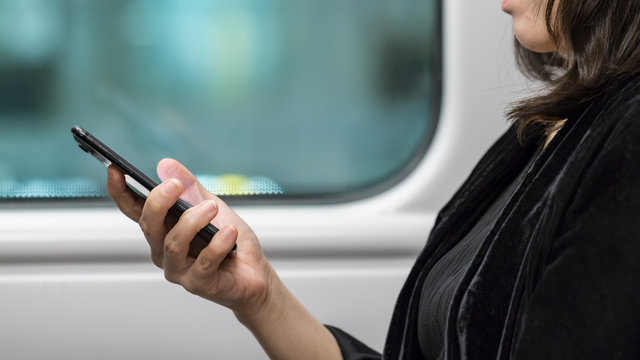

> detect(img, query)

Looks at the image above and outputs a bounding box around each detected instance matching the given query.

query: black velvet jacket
[328,75,640,359]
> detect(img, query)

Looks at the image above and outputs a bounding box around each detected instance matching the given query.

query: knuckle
[150,254,163,268]
[182,280,202,295]
[183,206,196,216]
[182,210,204,229]
[196,256,216,273]
[146,200,165,215]
[212,246,227,259]
[183,216,199,230]
[139,220,153,239]
[163,237,182,255]
[163,270,178,284]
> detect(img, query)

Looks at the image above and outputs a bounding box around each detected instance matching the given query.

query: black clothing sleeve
[325,325,381,360]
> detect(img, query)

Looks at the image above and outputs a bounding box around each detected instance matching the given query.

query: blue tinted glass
[0,0,439,199]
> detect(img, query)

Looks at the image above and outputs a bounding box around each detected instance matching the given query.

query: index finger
[107,165,145,222]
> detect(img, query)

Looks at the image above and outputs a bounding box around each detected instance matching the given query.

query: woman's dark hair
[508,0,640,139]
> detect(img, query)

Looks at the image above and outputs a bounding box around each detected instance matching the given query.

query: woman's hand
[107,159,343,359]
[106,158,274,314]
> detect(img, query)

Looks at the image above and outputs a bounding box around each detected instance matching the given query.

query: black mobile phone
[71,125,235,258]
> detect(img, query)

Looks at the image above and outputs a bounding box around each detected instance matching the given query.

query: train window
[0,0,440,202]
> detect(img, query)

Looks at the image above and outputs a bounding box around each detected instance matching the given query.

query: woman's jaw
[503,0,557,53]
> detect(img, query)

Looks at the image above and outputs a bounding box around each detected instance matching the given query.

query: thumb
[156,158,209,205]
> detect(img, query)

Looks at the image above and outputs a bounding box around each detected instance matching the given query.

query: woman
[107,0,640,358]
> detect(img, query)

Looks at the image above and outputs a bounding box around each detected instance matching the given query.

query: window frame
[0,0,443,206]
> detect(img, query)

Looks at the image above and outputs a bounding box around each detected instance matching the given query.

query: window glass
[0,0,439,200]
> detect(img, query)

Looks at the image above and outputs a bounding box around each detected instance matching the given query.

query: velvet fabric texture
[327,74,640,359]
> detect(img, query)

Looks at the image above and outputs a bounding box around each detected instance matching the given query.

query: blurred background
[0,2,531,359]
[0,0,438,200]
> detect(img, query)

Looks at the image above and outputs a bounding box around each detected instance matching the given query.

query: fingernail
[162,179,181,196]
[201,200,217,215]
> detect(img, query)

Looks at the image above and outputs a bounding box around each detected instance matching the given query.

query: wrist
[233,264,291,329]
[231,263,343,360]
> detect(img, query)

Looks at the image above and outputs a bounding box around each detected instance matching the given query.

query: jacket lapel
[383,124,542,359]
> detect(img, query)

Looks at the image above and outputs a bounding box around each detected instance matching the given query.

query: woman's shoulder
[584,73,640,160]
[560,73,640,169]
[553,74,640,242]
[584,73,640,125]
